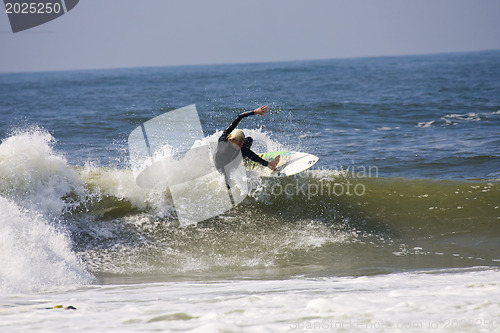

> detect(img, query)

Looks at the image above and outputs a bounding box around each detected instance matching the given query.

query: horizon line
[1,48,499,76]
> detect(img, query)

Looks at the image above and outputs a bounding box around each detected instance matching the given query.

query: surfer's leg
[243,137,253,149]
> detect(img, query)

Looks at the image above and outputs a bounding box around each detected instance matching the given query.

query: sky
[1,0,500,73]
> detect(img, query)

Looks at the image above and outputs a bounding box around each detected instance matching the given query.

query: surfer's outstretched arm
[247,105,280,170]
[219,106,270,141]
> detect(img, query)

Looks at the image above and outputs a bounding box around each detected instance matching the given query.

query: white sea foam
[0,268,498,332]
[79,163,175,217]
[443,112,481,122]
[0,129,92,293]
[417,120,435,128]
[0,128,83,216]
[419,110,500,128]
[0,196,92,294]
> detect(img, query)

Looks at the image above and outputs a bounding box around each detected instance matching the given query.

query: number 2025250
[5,2,62,14]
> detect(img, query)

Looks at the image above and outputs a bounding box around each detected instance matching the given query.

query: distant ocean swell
[1,128,498,290]
[417,110,500,128]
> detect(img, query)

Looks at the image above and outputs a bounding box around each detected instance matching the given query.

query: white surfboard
[247,151,319,177]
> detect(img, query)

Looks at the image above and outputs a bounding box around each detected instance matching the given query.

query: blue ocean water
[1,50,499,179]
[0,51,499,332]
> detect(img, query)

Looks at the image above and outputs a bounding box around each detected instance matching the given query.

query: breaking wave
[1,128,498,288]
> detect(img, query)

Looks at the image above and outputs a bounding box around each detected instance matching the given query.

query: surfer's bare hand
[268,155,280,171]
[254,105,270,116]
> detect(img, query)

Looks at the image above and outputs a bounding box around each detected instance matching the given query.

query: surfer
[215,105,280,176]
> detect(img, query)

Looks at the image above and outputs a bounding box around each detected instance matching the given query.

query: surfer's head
[228,129,245,149]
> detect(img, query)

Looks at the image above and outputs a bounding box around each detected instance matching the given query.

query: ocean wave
[1,128,499,281]
[71,164,500,237]
[68,168,500,277]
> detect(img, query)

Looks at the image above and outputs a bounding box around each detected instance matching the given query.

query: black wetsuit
[215,111,269,173]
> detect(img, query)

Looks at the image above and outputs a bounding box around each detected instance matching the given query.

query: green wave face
[64,167,499,281]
